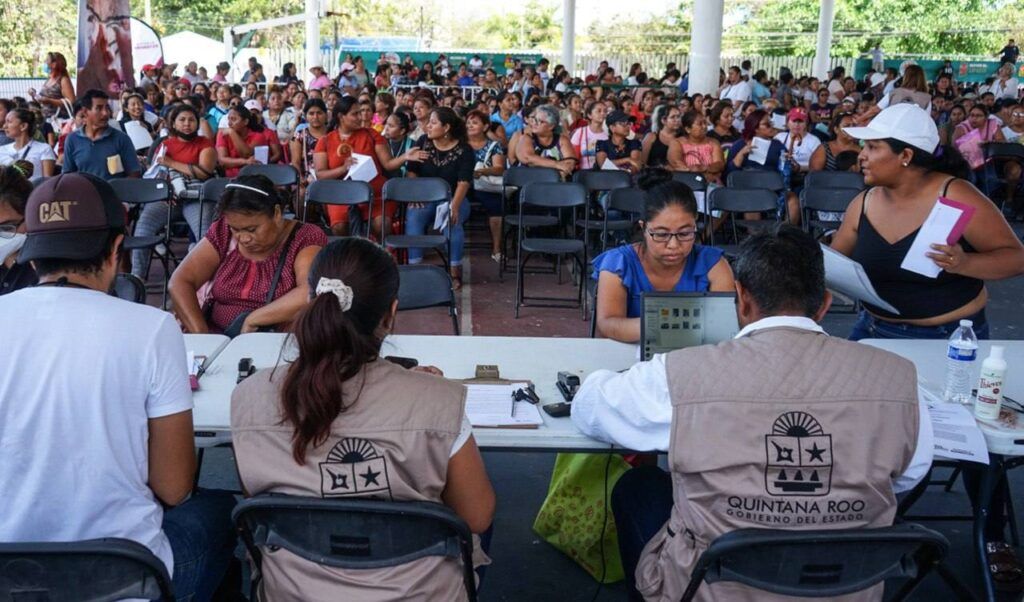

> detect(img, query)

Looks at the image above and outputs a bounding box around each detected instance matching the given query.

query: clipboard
[460,365,542,428]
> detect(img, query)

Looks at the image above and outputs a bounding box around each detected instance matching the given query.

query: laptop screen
[640,292,740,360]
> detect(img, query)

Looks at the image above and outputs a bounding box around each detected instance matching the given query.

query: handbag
[957,126,988,170]
[474,142,504,193]
[532,453,630,584]
[222,222,300,338]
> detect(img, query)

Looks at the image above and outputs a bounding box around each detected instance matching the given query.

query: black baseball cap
[19,173,126,263]
[606,110,636,125]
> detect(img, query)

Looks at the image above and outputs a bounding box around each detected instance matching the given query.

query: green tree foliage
[0,0,77,76]
[585,1,693,55]
[477,0,562,50]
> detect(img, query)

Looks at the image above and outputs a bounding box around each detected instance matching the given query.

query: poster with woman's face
[76,0,135,98]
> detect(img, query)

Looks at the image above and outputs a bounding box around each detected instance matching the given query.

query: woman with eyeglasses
[591,168,734,344]
[0,163,36,295]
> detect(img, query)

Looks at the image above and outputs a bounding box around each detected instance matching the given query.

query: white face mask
[0,233,26,262]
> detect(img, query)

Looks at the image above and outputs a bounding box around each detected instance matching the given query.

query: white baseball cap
[243,99,263,112]
[843,104,940,154]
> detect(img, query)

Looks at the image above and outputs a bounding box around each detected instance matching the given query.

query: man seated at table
[572,224,933,601]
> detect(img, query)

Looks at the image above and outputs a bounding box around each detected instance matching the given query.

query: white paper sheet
[749,137,771,165]
[254,145,269,165]
[142,145,167,179]
[464,383,543,427]
[821,244,900,314]
[124,121,154,151]
[345,152,379,182]
[900,200,964,278]
[601,158,623,171]
[770,113,788,129]
[920,386,989,464]
[433,201,451,232]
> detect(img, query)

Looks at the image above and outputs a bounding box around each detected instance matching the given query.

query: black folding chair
[800,186,861,239]
[383,178,452,272]
[110,272,147,304]
[726,169,786,194]
[515,182,588,318]
[499,166,562,281]
[707,187,780,258]
[0,538,174,601]
[983,142,1024,209]
[671,171,709,196]
[398,264,460,335]
[573,170,632,252]
[239,164,300,215]
[588,187,647,337]
[681,524,964,602]
[803,170,865,192]
[197,177,231,238]
[304,180,376,239]
[110,179,173,308]
[233,495,477,602]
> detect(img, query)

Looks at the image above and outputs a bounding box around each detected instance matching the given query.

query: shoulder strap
[861,187,874,215]
[264,222,300,304]
[941,177,957,198]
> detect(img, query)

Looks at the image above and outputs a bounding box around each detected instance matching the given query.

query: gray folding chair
[800,186,860,238]
[384,178,452,272]
[110,179,173,308]
[707,187,780,258]
[110,272,147,304]
[398,264,459,335]
[515,182,588,318]
[803,170,865,192]
[588,187,647,337]
[304,180,376,240]
[197,177,231,238]
[499,166,562,281]
[671,171,709,196]
[574,169,633,252]
[726,169,786,194]
[239,164,300,214]
[681,524,966,602]
[0,538,174,601]
[233,495,477,602]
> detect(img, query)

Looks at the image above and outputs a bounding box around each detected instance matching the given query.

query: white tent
[161,31,224,74]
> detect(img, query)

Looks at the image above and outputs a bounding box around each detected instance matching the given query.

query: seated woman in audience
[262,89,298,150]
[640,104,681,168]
[406,107,475,289]
[290,89,308,116]
[0,109,55,177]
[809,88,836,129]
[727,110,801,223]
[706,101,740,146]
[231,237,495,600]
[596,111,642,174]
[409,93,436,140]
[290,98,328,195]
[490,91,523,146]
[205,84,232,133]
[570,101,608,170]
[0,163,36,294]
[834,106,1024,585]
[592,168,734,343]
[132,104,218,280]
[313,97,392,237]
[810,111,861,172]
[1000,106,1024,216]
[215,106,278,178]
[372,92,395,133]
[561,93,586,132]
[670,110,725,185]
[169,175,326,335]
[467,110,506,262]
[938,104,967,146]
[954,104,1005,185]
[517,104,577,179]
[117,93,156,147]
[773,107,821,188]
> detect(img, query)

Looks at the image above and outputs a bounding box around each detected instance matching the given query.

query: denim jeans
[610,465,674,601]
[162,488,238,601]
[847,308,990,342]
[403,200,470,266]
[132,200,216,279]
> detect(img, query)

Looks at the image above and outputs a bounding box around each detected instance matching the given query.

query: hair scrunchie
[315,277,354,312]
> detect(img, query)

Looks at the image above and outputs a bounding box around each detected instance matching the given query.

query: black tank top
[647,136,669,167]
[851,178,983,320]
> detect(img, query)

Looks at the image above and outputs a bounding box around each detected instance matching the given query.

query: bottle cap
[959,319,973,327]
[991,345,1005,360]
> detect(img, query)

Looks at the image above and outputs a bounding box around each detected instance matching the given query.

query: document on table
[345,152,379,182]
[900,198,975,278]
[748,137,772,165]
[821,244,900,314]
[920,386,989,464]
[254,145,269,165]
[464,382,544,428]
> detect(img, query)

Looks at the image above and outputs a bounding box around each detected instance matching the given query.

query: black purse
[223,222,300,338]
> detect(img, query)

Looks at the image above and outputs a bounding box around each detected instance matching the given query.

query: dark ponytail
[884,138,971,180]
[280,238,400,463]
[638,167,698,222]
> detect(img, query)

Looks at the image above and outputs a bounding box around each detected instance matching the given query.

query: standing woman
[0,109,56,177]
[28,52,75,122]
[290,99,329,196]
[466,110,507,263]
[405,107,476,289]
[313,97,393,237]
[642,104,681,168]
[570,101,608,170]
[670,111,725,185]
[834,106,1024,586]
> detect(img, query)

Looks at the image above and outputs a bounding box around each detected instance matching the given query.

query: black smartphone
[543,402,572,418]
[237,358,255,383]
[385,355,419,369]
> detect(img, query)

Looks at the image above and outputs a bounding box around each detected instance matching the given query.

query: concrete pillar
[561,0,575,75]
[223,28,234,82]
[812,0,837,80]
[305,0,320,74]
[688,0,724,95]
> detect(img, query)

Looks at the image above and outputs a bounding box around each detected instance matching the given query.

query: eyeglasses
[0,221,23,238]
[646,229,696,243]
[1013,112,1024,118]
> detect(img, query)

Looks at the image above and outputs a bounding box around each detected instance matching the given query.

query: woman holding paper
[215,106,278,178]
[727,110,802,223]
[833,101,1024,594]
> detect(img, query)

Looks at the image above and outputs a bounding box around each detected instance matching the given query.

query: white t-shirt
[827,79,845,104]
[992,78,1020,100]
[0,140,56,178]
[720,81,752,103]
[0,287,192,576]
[774,131,822,168]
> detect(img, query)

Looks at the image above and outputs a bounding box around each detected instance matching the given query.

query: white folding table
[183,334,231,368]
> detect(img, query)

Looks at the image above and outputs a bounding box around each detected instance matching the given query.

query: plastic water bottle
[943,320,978,404]
[778,153,792,190]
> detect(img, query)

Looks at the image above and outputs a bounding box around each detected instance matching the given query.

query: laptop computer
[640,292,740,360]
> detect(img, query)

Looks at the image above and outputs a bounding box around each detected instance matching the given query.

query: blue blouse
[591,243,725,318]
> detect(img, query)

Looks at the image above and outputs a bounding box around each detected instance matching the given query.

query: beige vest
[231,358,469,602]
[889,88,932,110]
[636,327,919,602]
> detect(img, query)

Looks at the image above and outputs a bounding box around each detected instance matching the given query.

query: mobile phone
[237,357,256,383]
[543,402,572,418]
[385,355,419,369]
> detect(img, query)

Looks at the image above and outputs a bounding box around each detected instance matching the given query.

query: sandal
[987,541,1024,592]
[450,266,463,291]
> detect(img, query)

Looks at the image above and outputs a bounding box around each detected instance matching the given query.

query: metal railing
[0,78,51,100]
[390,84,485,101]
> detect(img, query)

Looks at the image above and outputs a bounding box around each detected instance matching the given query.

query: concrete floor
[172,217,1024,601]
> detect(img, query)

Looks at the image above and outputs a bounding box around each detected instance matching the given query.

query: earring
[902,162,909,167]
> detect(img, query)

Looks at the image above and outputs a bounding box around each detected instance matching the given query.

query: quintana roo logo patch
[764,411,833,497]
[320,438,393,500]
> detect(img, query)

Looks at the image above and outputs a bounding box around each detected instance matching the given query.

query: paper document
[254,145,269,165]
[464,383,544,428]
[601,158,623,171]
[749,137,771,165]
[124,121,154,151]
[345,152,379,182]
[770,113,788,129]
[821,244,900,314]
[142,145,166,179]
[900,198,975,278]
[919,386,989,464]
[433,201,451,232]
